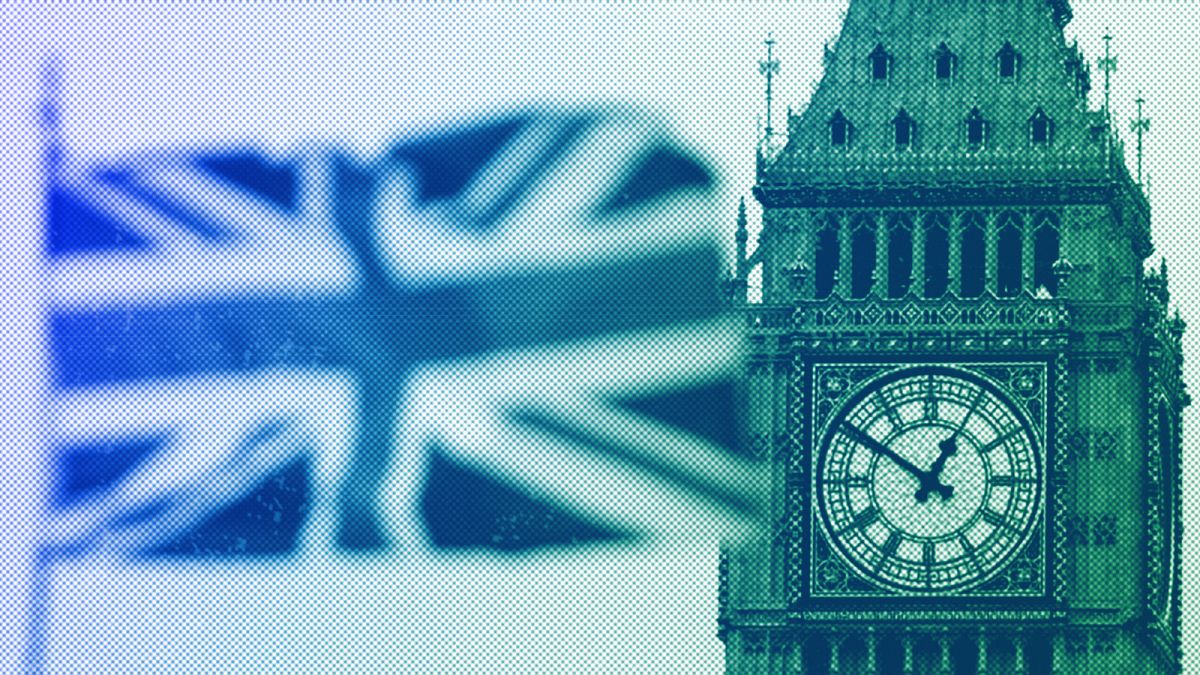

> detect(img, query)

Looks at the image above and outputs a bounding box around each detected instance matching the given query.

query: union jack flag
[44,107,765,575]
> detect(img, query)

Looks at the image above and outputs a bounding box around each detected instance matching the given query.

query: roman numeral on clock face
[922,395,939,421]
[958,534,984,573]
[875,391,903,427]
[876,530,902,571]
[978,428,1023,454]
[881,530,902,558]
[840,505,880,534]
[922,376,939,420]
[981,508,1016,531]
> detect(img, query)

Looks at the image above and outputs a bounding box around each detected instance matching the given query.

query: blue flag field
[35,107,766,673]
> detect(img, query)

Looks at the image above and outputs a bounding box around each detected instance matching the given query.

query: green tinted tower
[720,0,1186,672]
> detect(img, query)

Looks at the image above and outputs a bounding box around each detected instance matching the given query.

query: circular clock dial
[816,367,1041,593]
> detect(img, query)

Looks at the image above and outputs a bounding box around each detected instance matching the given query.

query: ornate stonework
[720,1,1186,672]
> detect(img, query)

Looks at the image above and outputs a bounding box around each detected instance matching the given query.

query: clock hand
[915,436,956,503]
[841,424,927,482]
[928,435,957,478]
[912,388,983,503]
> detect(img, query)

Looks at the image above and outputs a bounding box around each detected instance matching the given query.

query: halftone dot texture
[721,0,1190,673]
[42,105,767,673]
[28,0,1200,672]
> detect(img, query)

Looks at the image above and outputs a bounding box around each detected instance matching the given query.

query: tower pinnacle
[758,34,780,139]
[1132,93,1150,186]
[1099,32,1117,125]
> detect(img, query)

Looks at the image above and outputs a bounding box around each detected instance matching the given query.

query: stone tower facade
[720,0,1186,672]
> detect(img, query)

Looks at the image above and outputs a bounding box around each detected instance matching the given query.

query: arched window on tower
[966,107,988,149]
[935,43,957,81]
[815,217,840,298]
[1033,213,1061,296]
[893,109,915,148]
[830,110,850,147]
[923,213,950,298]
[888,214,913,298]
[961,213,986,298]
[997,41,1022,78]
[870,43,893,81]
[996,212,1023,297]
[1030,107,1055,145]
[851,216,877,298]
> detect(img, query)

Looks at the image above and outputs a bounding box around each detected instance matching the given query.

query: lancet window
[1030,107,1055,144]
[934,43,957,81]
[887,214,913,298]
[996,212,1023,297]
[830,110,850,147]
[997,41,1022,78]
[923,213,950,299]
[850,215,877,299]
[966,107,988,148]
[893,109,915,148]
[814,217,840,299]
[870,43,893,81]
[1032,213,1061,296]
[960,213,986,298]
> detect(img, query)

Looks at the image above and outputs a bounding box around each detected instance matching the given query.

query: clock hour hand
[842,424,927,482]
[916,435,957,503]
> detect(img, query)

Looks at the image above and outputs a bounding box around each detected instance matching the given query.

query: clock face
[816,367,1041,593]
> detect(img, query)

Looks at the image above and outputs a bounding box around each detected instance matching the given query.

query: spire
[1131,93,1150,186]
[1099,32,1117,126]
[758,34,780,140]
[734,197,749,279]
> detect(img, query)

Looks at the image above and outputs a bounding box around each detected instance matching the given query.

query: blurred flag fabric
[39,106,765,672]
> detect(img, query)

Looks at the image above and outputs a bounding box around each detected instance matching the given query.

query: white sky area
[2,1,1200,672]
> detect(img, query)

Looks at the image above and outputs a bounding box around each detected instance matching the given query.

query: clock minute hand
[842,424,926,482]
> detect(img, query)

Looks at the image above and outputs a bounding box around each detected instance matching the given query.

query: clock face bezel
[810,363,1046,598]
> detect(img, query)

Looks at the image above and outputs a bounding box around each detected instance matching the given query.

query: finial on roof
[1171,307,1187,336]
[1131,93,1150,186]
[1099,32,1117,125]
[734,197,749,279]
[759,34,781,140]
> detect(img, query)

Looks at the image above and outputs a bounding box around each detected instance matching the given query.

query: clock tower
[720,0,1186,673]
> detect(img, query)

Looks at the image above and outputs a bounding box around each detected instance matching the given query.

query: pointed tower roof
[759,0,1117,191]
